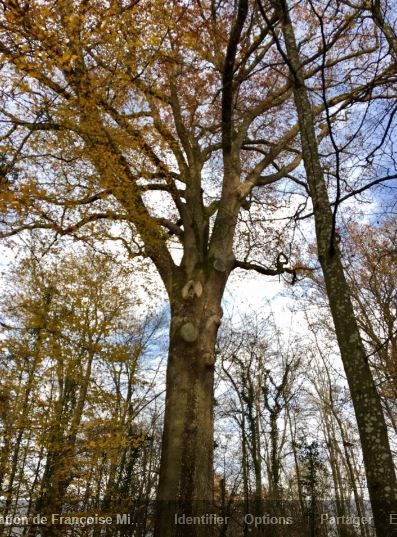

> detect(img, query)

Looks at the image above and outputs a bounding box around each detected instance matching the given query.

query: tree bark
[269,1,397,535]
[30,346,94,537]
[367,0,397,60]
[154,272,227,537]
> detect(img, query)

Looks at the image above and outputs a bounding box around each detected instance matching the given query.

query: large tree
[263,0,397,534]
[0,1,396,535]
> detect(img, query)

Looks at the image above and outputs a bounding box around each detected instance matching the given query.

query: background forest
[0,0,397,536]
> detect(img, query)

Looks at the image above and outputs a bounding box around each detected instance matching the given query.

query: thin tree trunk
[269,1,397,534]
[323,415,353,537]
[286,408,305,519]
[246,381,263,515]
[31,348,94,537]
[334,414,370,537]
[4,332,46,514]
[0,390,11,498]
[241,414,251,537]
[22,444,45,537]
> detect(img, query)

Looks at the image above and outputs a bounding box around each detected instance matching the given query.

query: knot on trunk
[180,322,199,343]
[203,352,215,368]
[181,279,203,300]
[213,258,226,272]
[206,314,222,329]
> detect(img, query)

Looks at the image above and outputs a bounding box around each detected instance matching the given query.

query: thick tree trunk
[154,275,225,537]
[152,1,246,529]
[319,252,397,535]
[271,1,397,534]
